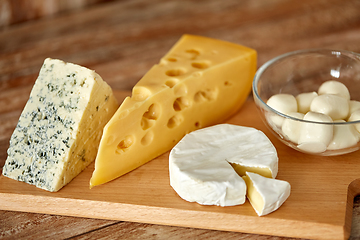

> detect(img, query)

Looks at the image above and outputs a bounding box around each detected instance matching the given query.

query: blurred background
[0,0,113,27]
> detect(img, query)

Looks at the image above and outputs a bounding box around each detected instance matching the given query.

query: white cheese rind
[2,58,118,192]
[169,124,278,207]
[170,156,247,207]
[245,172,291,216]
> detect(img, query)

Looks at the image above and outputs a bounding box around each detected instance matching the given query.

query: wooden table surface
[1,0,360,239]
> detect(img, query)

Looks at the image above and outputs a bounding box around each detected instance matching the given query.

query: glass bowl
[252,49,360,156]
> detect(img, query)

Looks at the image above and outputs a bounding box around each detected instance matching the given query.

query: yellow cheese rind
[90,34,257,188]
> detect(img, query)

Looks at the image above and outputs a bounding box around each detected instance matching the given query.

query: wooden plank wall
[0,0,113,28]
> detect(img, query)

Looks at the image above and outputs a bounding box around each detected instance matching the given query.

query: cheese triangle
[2,58,118,192]
[90,34,257,188]
[243,172,291,216]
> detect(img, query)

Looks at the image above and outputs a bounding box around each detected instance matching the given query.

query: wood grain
[70,221,290,240]
[1,0,360,239]
[0,0,114,28]
[0,91,359,240]
[0,210,116,239]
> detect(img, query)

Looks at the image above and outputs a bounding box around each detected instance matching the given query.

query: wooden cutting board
[0,91,359,240]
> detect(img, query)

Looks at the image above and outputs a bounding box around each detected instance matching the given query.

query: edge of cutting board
[1,91,360,239]
[345,178,360,239]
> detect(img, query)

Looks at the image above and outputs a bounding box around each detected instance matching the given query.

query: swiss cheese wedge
[90,34,257,188]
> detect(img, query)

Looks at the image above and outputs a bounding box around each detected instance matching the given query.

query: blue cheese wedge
[2,58,118,192]
[169,124,278,207]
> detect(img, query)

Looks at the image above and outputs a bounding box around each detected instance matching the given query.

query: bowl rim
[252,48,360,125]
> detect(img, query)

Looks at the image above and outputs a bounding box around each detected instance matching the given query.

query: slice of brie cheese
[243,172,291,216]
[169,124,278,207]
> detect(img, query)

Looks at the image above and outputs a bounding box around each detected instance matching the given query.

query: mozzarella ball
[296,91,318,114]
[327,120,360,150]
[348,110,360,133]
[267,94,298,114]
[281,112,304,144]
[310,94,349,120]
[349,100,360,115]
[265,112,284,131]
[266,94,298,127]
[318,80,350,100]
[297,112,333,153]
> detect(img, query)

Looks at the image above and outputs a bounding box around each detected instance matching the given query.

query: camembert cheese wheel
[90,35,257,188]
[2,58,119,192]
[169,124,278,207]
